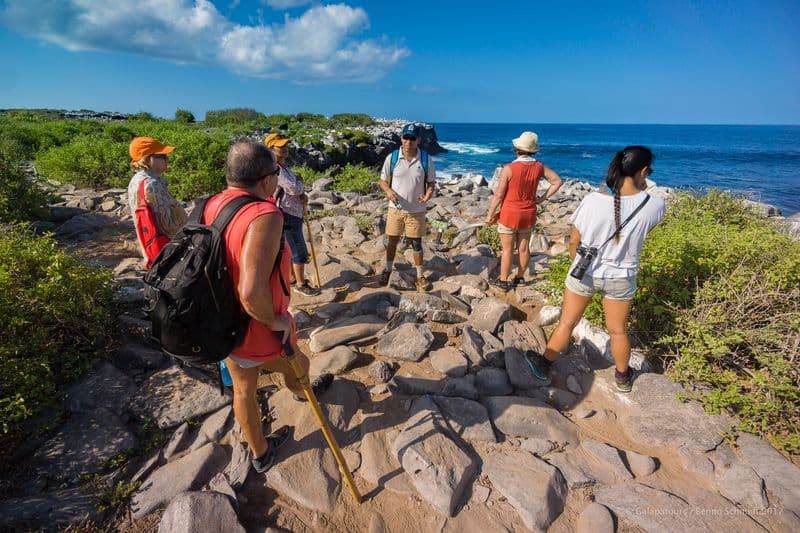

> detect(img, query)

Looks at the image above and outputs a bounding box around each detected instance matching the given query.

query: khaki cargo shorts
[497,222,533,237]
[386,207,427,238]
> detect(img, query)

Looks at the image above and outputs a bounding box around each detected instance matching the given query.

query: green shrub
[353,213,376,235]
[0,155,51,222]
[174,109,195,124]
[129,111,158,121]
[330,113,374,127]
[477,224,501,253]
[331,164,378,193]
[341,129,371,146]
[204,108,266,127]
[0,228,113,436]
[293,165,327,186]
[35,137,130,189]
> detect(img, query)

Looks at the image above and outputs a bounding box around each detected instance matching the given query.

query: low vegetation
[0,228,113,440]
[541,191,800,453]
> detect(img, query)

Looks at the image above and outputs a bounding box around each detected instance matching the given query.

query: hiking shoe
[251,425,293,473]
[615,369,633,393]
[293,281,320,296]
[378,269,391,286]
[513,276,526,286]
[415,276,432,292]
[489,278,513,291]
[524,351,552,381]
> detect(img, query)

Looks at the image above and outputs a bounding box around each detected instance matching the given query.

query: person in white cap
[485,131,563,290]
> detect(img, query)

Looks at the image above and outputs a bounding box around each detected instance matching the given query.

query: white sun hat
[512,131,539,153]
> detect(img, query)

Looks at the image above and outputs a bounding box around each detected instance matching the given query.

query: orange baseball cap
[264,133,290,148]
[129,137,175,162]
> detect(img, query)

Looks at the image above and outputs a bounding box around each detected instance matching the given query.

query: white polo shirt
[380,148,436,214]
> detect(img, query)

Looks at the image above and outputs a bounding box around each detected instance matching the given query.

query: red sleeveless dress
[498,161,543,230]
[203,189,295,362]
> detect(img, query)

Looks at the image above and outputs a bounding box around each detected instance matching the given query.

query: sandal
[251,425,294,473]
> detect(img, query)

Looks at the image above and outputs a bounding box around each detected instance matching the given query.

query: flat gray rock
[546,451,598,489]
[157,491,244,533]
[431,395,497,443]
[63,361,137,415]
[310,345,359,378]
[469,297,514,334]
[393,396,477,516]
[266,445,341,513]
[376,322,434,362]
[0,487,101,531]
[475,367,513,396]
[483,450,567,532]
[128,366,231,429]
[399,293,449,315]
[358,415,415,495]
[501,321,547,354]
[716,463,768,511]
[594,482,763,532]
[581,440,632,480]
[435,290,471,315]
[309,315,386,352]
[480,330,505,367]
[429,347,468,377]
[34,407,137,482]
[163,422,192,461]
[576,503,615,533]
[389,374,444,396]
[429,310,466,323]
[736,433,800,515]
[456,256,498,278]
[132,442,228,518]
[113,342,166,370]
[189,406,233,451]
[482,396,579,448]
[461,325,485,366]
[602,371,733,453]
[55,212,112,236]
[440,376,480,400]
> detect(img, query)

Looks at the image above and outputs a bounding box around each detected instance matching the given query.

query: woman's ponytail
[605,146,653,242]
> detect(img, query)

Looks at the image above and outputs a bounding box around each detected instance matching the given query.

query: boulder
[431,396,496,443]
[475,368,513,396]
[501,321,547,354]
[483,450,567,532]
[736,433,800,516]
[716,463,768,511]
[157,491,244,533]
[429,347,469,377]
[310,346,359,378]
[128,366,231,429]
[576,503,615,533]
[482,396,579,448]
[63,361,137,415]
[376,322,434,362]
[470,297,514,334]
[34,407,137,482]
[308,315,386,352]
[0,487,100,531]
[393,397,477,516]
[131,443,228,518]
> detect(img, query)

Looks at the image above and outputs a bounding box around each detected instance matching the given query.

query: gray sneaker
[293,281,320,296]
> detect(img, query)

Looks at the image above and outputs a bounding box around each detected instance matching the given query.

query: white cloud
[0,0,408,82]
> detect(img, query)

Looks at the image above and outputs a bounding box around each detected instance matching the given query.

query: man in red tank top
[485,131,563,290]
[204,141,311,474]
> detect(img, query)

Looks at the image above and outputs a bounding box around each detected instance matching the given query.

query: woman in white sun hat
[485,131,563,290]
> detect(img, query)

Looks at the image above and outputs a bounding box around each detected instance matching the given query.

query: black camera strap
[597,193,651,249]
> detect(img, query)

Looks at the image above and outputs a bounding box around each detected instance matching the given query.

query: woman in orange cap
[127,136,187,266]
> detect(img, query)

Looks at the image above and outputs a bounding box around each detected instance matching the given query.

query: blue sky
[0,0,798,124]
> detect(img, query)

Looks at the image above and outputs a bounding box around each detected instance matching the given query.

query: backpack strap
[389,148,429,188]
[388,149,399,189]
[210,194,265,233]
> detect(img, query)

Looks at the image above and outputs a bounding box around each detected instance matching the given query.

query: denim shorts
[283,213,309,264]
[565,273,638,301]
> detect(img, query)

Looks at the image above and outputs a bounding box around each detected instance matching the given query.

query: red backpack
[134,178,170,269]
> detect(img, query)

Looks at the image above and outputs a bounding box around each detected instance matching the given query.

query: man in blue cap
[378,123,436,291]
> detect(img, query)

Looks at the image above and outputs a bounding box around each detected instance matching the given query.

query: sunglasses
[151,154,168,160]
[402,135,417,141]
[262,167,280,179]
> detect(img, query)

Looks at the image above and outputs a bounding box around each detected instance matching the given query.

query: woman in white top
[529,146,666,392]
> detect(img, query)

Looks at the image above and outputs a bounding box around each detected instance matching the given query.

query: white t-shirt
[380,149,436,214]
[570,191,666,278]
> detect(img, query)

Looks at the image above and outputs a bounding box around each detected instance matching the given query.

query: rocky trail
[2,175,798,532]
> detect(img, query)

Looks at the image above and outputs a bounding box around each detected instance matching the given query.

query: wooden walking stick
[304,215,322,289]
[281,340,362,503]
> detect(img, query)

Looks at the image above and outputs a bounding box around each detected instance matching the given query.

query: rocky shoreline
[2,170,799,532]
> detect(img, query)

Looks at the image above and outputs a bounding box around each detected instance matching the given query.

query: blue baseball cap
[402,123,421,137]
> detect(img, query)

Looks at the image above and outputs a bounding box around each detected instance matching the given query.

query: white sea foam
[439,141,500,155]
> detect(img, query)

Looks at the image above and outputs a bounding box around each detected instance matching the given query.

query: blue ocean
[430,124,800,216]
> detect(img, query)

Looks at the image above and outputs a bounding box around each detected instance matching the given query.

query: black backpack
[143,194,272,366]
